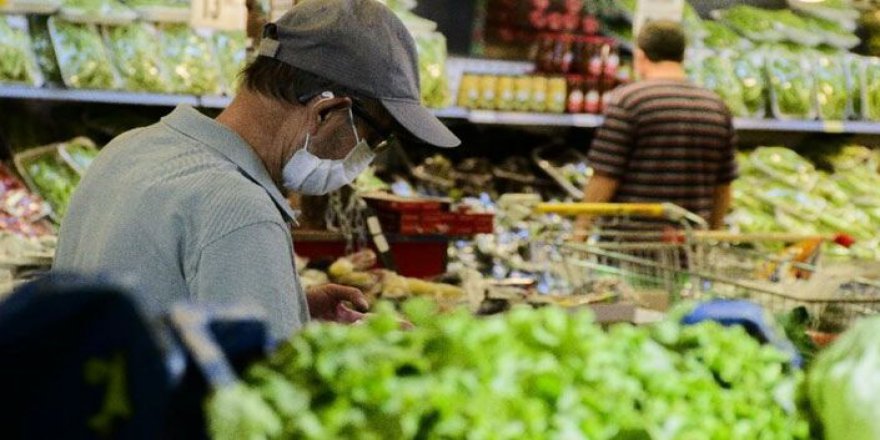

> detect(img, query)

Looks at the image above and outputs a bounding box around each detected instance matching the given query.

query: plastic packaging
[0,15,44,86]
[861,57,880,121]
[122,0,188,22]
[14,145,81,221]
[103,22,170,92]
[767,49,816,120]
[160,24,223,95]
[48,18,119,90]
[702,55,748,117]
[413,31,450,108]
[772,9,823,47]
[58,137,100,175]
[702,21,752,50]
[733,52,767,118]
[715,5,783,43]
[213,31,248,95]
[27,15,63,85]
[813,52,849,121]
[846,54,863,119]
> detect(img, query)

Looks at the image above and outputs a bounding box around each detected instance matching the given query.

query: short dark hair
[637,20,686,63]
[241,56,360,104]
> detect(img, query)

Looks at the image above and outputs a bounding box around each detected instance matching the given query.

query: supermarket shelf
[5,86,880,134]
[0,85,199,107]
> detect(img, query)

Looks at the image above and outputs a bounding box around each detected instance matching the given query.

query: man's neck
[216,91,292,184]
[641,62,686,81]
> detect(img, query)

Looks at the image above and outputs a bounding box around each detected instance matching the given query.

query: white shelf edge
[0,85,198,106]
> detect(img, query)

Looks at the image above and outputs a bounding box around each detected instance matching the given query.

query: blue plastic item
[682,299,804,368]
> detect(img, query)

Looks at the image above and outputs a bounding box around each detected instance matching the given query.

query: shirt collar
[160,105,297,223]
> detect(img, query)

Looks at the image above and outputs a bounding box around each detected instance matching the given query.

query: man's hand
[306,284,370,323]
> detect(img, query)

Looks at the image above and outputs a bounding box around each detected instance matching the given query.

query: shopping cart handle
[682,300,803,368]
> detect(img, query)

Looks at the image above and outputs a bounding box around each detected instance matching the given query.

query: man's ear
[306,96,352,135]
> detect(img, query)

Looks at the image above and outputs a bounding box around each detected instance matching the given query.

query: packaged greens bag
[414,31,450,108]
[28,15,63,85]
[804,15,860,49]
[103,23,170,92]
[862,57,880,121]
[733,53,767,118]
[812,52,849,120]
[702,55,748,117]
[48,17,119,89]
[160,24,223,95]
[0,15,44,86]
[716,5,783,43]
[767,48,816,120]
[846,54,863,119]
[214,31,248,94]
[773,9,823,47]
[702,21,752,50]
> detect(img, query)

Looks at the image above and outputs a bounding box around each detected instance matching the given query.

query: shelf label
[634,0,684,36]
[822,121,845,133]
[469,110,499,124]
[190,0,245,31]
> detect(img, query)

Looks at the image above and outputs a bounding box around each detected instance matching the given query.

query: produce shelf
[5,85,880,134]
[0,85,199,107]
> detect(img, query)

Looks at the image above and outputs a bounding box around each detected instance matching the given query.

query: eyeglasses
[351,100,395,153]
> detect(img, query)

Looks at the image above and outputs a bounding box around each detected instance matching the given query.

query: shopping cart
[527,201,880,330]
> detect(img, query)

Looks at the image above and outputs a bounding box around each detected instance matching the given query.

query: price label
[633,0,684,36]
[823,120,845,133]
[190,0,245,31]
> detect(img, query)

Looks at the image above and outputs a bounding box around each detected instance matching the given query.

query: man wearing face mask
[52,0,461,340]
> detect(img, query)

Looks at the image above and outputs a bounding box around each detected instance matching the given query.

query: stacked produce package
[730,145,880,260]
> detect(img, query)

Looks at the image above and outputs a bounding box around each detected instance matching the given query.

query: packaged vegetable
[804,15,860,49]
[702,21,752,50]
[716,5,784,43]
[160,24,223,95]
[702,56,748,117]
[808,316,880,440]
[15,146,81,221]
[414,31,450,108]
[733,53,767,118]
[773,9,823,47]
[121,0,188,22]
[789,0,859,27]
[58,137,100,175]
[213,31,248,94]
[60,0,137,25]
[27,15,63,85]
[0,15,44,86]
[103,23,170,92]
[861,57,880,121]
[767,49,816,120]
[812,52,849,120]
[48,18,119,90]
[750,147,818,190]
[845,55,863,119]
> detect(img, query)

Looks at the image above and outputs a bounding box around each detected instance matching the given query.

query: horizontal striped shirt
[587,79,738,230]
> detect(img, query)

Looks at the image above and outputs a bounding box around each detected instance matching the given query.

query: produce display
[213,31,247,93]
[813,53,849,120]
[48,18,118,90]
[59,137,99,174]
[59,0,137,24]
[103,23,170,92]
[0,15,43,86]
[766,49,816,120]
[206,300,807,439]
[23,152,80,220]
[27,16,62,85]
[730,146,880,260]
[159,24,223,95]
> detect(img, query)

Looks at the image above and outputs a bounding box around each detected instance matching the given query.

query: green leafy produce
[26,153,80,220]
[813,53,849,120]
[767,51,815,119]
[863,58,880,121]
[773,10,823,47]
[703,21,751,50]
[28,16,63,85]
[48,18,118,89]
[414,31,450,109]
[807,316,880,440]
[702,56,748,117]
[733,53,767,117]
[104,23,170,92]
[214,31,247,94]
[718,5,783,43]
[804,15,860,49]
[846,55,863,119]
[750,147,819,189]
[0,16,43,86]
[63,139,99,172]
[207,300,809,440]
[160,24,223,95]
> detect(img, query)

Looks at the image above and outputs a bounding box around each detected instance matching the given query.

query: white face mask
[282,108,375,195]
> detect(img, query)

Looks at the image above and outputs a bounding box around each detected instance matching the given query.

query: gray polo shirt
[53,105,309,339]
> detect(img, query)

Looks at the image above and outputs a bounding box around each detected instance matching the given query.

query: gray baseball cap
[258,0,461,148]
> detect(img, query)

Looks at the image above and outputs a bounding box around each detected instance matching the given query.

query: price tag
[190,0,245,31]
[633,0,684,36]
[823,120,845,133]
[469,110,499,124]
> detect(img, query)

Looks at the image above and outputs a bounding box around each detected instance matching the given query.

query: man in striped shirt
[575,20,737,238]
